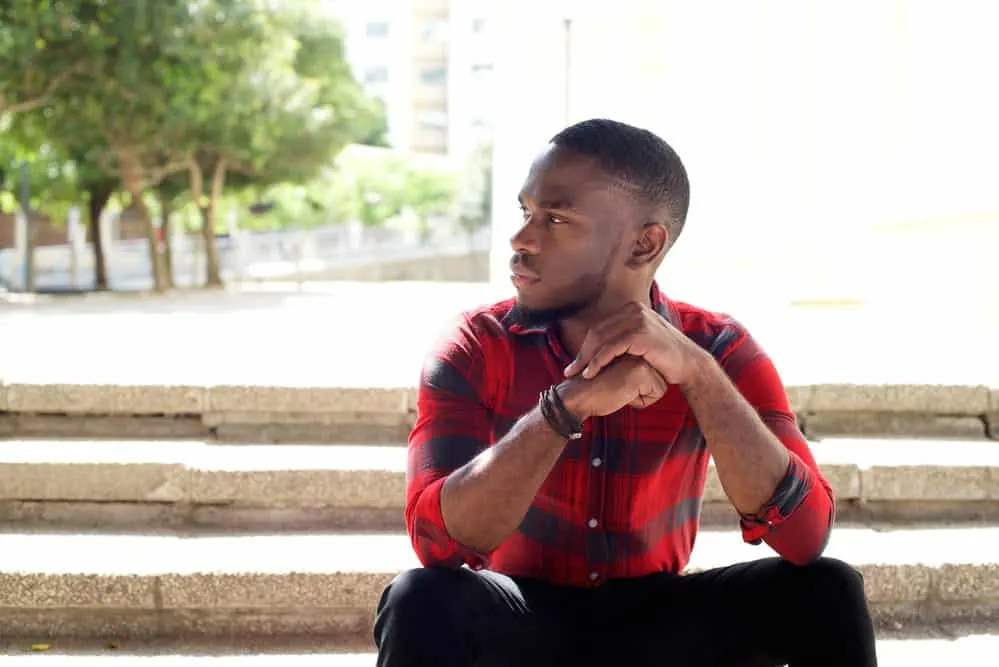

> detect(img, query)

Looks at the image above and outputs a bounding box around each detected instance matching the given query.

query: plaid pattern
[406,282,835,587]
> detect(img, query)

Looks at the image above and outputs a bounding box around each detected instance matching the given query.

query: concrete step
[0,528,997,646]
[3,635,999,664]
[2,381,997,443]
[1,438,999,532]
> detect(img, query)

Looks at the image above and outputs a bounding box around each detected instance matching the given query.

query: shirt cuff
[411,476,492,569]
[739,452,814,545]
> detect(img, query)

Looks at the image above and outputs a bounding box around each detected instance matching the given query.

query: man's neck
[557,284,653,358]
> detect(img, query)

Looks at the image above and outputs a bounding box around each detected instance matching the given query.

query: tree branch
[0,63,83,116]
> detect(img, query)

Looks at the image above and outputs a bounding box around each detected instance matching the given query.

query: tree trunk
[199,205,223,287]
[188,159,224,288]
[158,191,175,289]
[130,192,169,292]
[204,159,227,287]
[86,183,114,290]
[115,143,168,292]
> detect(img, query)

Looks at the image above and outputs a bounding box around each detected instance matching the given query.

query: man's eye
[547,215,566,225]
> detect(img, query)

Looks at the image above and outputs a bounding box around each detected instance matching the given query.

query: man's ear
[627,222,669,269]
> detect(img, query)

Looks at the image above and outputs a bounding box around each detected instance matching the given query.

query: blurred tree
[455,141,493,244]
[176,8,385,285]
[1,0,392,291]
[0,0,95,118]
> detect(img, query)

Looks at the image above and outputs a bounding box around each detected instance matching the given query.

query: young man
[374,119,877,666]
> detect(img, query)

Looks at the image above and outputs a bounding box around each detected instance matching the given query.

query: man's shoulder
[670,298,747,333]
[668,298,755,359]
[427,297,518,356]
[453,297,518,338]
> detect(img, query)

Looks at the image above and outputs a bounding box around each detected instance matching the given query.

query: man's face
[509,145,641,323]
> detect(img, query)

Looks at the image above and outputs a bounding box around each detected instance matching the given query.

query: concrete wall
[248,249,489,283]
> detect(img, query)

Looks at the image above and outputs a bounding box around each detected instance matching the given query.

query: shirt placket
[545,329,609,586]
[585,415,610,586]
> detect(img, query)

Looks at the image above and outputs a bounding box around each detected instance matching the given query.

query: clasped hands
[557,301,710,419]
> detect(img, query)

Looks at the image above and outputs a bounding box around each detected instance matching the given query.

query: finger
[581,332,645,379]
[563,310,637,377]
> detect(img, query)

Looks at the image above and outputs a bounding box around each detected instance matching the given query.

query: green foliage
[244,145,460,230]
[0,0,99,118]
[455,141,494,235]
[0,0,451,281]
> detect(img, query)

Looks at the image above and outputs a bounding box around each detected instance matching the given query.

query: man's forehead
[520,145,618,201]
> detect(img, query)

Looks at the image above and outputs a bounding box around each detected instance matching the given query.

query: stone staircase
[1,381,998,661]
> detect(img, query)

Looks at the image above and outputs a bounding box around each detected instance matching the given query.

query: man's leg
[374,566,592,667]
[603,557,878,667]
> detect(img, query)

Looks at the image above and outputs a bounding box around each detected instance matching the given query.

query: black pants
[373,557,877,667]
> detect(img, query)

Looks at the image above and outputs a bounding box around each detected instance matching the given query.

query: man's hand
[563,301,707,388]
[559,355,668,419]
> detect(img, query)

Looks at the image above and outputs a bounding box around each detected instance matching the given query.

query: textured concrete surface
[4,385,207,416]
[3,383,996,423]
[0,528,997,604]
[2,439,998,514]
[4,415,208,440]
[2,438,999,532]
[3,636,999,663]
[801,412,988,439]
[988,390,999,439]
[808,384,993,413]
[0,530,996,642]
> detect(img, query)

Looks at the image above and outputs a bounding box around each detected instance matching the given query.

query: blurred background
[2,0,996,386]
[2,0,994,306]
[1,1,999,664]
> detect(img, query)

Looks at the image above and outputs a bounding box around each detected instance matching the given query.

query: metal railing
[0,218,490,291]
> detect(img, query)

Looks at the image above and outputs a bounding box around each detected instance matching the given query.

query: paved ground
[3,435,998,470]
[2,635,998,664]
[2,526,997,574]
[1,281,996,387]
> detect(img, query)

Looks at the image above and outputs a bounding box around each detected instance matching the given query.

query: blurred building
[329,0,495,159]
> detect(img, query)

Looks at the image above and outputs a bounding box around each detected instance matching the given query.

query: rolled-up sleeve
[721,329,836,565]
[406,315,496,569]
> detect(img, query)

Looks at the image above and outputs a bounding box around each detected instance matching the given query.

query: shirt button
[591,457,602,467]
[588,518,599,528]
[589,572,599,581]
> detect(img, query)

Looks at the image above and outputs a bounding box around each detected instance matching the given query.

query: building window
[364,67,389,84]
[420,20,449,42]
[417,109,449,128]
[419,65,447,85]
[366,21,390,38]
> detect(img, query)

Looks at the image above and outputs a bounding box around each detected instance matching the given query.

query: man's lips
[510,267,540,288]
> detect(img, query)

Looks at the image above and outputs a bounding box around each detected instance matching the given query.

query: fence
[0,216,490,291]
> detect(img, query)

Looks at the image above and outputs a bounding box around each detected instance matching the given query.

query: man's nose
[510,218,541,254]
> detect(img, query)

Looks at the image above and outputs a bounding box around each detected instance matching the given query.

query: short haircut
[551,118,690,248]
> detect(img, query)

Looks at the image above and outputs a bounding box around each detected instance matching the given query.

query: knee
[376,566,467,618]
[374,567,469,651]
[795,557,868,610]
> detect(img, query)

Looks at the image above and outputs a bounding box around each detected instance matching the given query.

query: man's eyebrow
[537,199,577,211]
[517,193,575,209]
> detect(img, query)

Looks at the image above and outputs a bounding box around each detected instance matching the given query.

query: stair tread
[1,438,997,470]
[2,637,999,664]
[0,527,997,576]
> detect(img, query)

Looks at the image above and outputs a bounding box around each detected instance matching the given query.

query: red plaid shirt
[406,282,835,587]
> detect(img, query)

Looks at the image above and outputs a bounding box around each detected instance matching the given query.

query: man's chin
[512,297,585,328]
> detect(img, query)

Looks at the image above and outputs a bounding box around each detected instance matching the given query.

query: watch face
[569,432,583,440]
